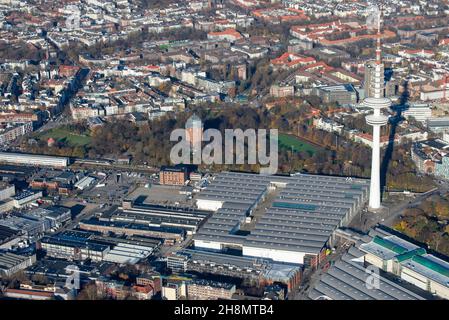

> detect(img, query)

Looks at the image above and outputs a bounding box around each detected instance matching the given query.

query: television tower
[364,7,391,210]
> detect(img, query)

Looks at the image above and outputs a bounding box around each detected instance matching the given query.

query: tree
[77,283,99,300]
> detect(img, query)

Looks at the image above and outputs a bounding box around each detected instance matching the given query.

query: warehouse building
[0,214,50,241]
[103,243,155,265]
[39,230,111,262]
[401,104,432,123]
[74,176,96,190]
[0,182,15,201]
[79,218,185,242]
[170,248,303,292]
[109,201,211,235]
[0,252,36,277]
[3,288,54,300]
[194,172,369,266]
[20,206,71,229]
[427,117,449,133]
[308,246,426,300]
[0,152,69,168]
[12,190,43,208]
[358,228,449,300]
[0,181,16,213]
[0,225,22,248]
[25,258,113,283]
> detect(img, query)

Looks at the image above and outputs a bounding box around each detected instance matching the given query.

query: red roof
[291,20,341,33]
[208,28,243,40]
[5,289,53,297]
[144,65,160,71]
[133,285,153,294]
[301,61,333,72]
[271,52,316,67]
[403,49,434,55]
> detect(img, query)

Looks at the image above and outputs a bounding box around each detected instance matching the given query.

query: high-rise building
[364,10,391,210]
[185,114,203,156]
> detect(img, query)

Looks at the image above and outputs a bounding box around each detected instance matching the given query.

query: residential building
[0,122,33,145]
[270,84,294,98]
[187,279,236,300]
[162,280,187,300]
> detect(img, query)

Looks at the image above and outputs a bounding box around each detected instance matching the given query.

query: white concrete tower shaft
[364,6,391,210]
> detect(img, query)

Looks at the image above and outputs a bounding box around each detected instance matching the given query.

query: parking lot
[73,171,150,206]
[126,184,192,206]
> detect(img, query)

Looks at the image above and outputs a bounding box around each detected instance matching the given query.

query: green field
[278,133,318,155]
[37,127,91,147]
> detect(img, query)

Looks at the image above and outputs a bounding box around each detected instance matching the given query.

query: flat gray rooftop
[0,252,30,270]
[177,248,302,280]
[308,248,426,300]
[195,172,369,254]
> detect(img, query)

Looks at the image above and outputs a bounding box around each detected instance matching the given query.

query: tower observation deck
[363,6,391,210]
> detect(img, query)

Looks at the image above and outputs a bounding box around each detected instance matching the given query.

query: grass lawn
[37,127,91,147]
[278,133,318,155]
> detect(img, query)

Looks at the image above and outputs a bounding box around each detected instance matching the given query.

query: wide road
[352,182,449,232]
[382,187,442,227]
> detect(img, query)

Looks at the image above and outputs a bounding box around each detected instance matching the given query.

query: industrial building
[12,190,43,208]
[90,234,162,251]
[0,225,21,248]
[0,152,69,168]
[103,243,155,265]
[308,246,426,300]
[358,228,449,300]
[401,104,432,123]
[0,252,36,277]
[427,117,449,133]
[79,218,185,242]
[169,249,303,292]
[108,201,211,235]
[309,226,449,300]
[74,176,96,190]
[25,257,114,283]
[3,288,54,300]
[20,206,71,229]
[0,214,50,241]
[0,182,15,201]
[0,182,16,214]
[39,231,111,262]
[194,172,369,266]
